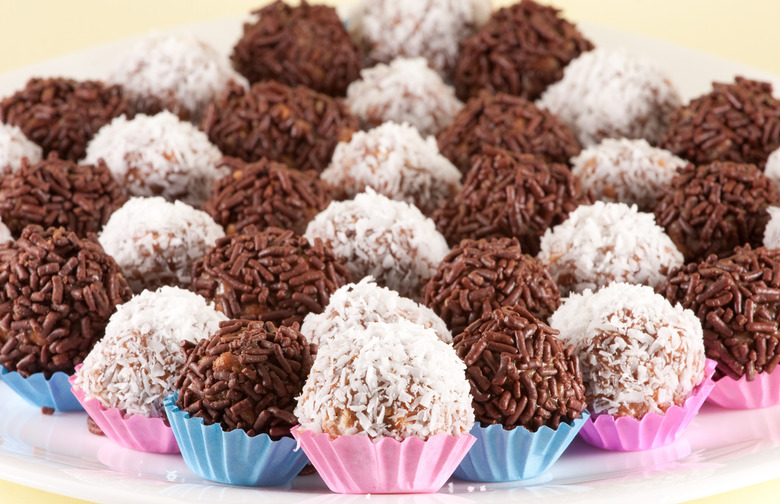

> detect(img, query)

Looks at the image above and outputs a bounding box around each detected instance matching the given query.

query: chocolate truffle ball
[0,225,133,378]
[654,161,779,262]
[663,245,780,381]
[0,77,132,161]
[0,122,42,172]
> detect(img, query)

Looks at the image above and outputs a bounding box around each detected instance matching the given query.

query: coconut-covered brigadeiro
[0,226,133,378]
[98,197,225,294]
[663,245,780,381]
[0,77,132,161]
[304,189,449,300]
[321,122,461,215]
[232,0,360,97]
[538,202,684,296]
[537,49,681,147]
[454,0,593,102]
[201,81,358,173]
[549,283,706,418]
[0,155,127,239]
[0,122,42,172]
[654,161,779,262]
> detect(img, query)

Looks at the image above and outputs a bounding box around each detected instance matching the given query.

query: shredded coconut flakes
[763,207,780,249]
[0,122,42,172]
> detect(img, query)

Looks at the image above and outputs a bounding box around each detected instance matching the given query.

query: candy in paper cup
[163,393,308,486]
[578,359,717,451]
[0,366,82,412]
[292,427,475,494]
[453,410,590,482]
[706,365,780,409]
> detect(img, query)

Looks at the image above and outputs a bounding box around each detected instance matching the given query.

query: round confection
[231,0,361,97]
[437,91,581,176]
[74,287,227,418]
[176,319,313,438]
[98,197,225,294]
[654,161,779,262]
[423,237,561,337]
[0,122,42,172]
[571,138,689,212]
[303,189,449,300]
[549,282,705,418]
[201,156,332,236]
[538,201,683,296]
[0,226,132,378]
[321,122,462,215]
[659,77,780,169]
[295,319,474,440]
[454,0,593,102]
[537,48,682,147]
[453,306,586,431]
[301,276,451,348]
[109,32,248,123]
[344,57,463,137]
[433,148,590,255]
[663,245,780,381]
[0,77,132,161]
[83,111,226,207]
[0,155,127,239]
[201,81,358,174]
[192,226,351,327]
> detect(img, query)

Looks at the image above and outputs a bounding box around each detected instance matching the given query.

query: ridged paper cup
[453,410,590,482]
[706,366,780,409]
[163,393,308,486]
[0,366,82,412]
[578,359,717,451]
[292,427,476,494]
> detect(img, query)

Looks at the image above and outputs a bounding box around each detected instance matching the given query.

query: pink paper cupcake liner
[292,427,476,494]
[578,359,717,451]
[706,365,780,409]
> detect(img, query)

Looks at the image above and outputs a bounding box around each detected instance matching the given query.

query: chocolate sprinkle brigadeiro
[175,319,313,438]
[0,225,132,378]
[663,245,780,381]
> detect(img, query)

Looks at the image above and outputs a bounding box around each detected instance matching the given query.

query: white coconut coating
[321,122,462,215]
[764,147,780,193]
[295,319,474,440]
[763,207,780,249]
[0,122,42,172]
[548,282,705,418]
[0,220,12,244]
[98,197,225,293]
[74,287,228,418]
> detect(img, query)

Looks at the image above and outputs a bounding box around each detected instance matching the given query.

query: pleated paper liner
[706,365,780,409]
[0,365,82,412]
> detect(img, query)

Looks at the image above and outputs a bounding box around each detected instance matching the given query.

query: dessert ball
[660,77,780,169]
[0,226,133,378]
[549,282,706,418]
[453,306,586,431]
[423,237,561,337]
[304,189,449,300]
[538,201,684,296]
[663,245,780,381]
[437,92,581,176]
[454,0,593,102]
[192,226,351,327]
[0,77,132,161]
[98,197,225,294]
[654,161,779,262]
[201,81,358,173]
[0,155,127,239]
[0,122,42,172]
[321,122,462,215]
[176,319,313,438]
[74,287,227,418]
[537,48,681,147]
[295,318,474,440]
[764,207,780,249]
[232,0,361,97]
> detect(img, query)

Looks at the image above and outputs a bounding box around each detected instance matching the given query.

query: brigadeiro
[0,122,42,172]
[659,77,780,169]
[654,161,779,263]
[201,156,332,236]
[437,92,581,176]
[232,0,361,97]
[0,155,127,240]
[201,80,358,173]
[432,148,590,255]
[0,77,132,161]
[454,0,593,102]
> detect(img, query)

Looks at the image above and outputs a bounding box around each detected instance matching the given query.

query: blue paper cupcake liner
[453,411,590,482]
[0,367,83,412]
[163,393,309,486]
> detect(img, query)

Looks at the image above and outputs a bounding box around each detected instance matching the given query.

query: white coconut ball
[0,122,42,172]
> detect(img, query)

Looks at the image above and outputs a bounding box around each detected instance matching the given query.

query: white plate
[1,13,780,504]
